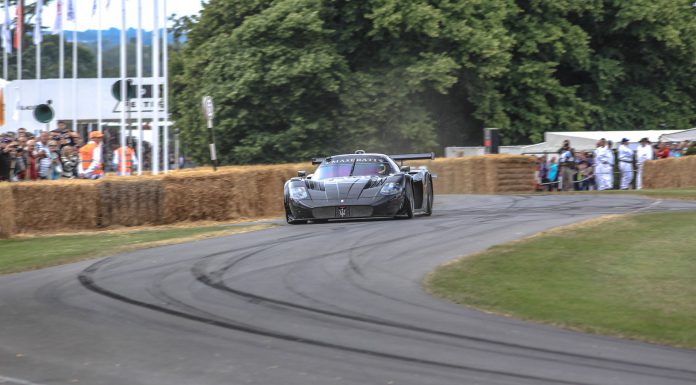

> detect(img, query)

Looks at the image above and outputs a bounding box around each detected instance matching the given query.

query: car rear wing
[389,152,435,162]
[310,152,435,165]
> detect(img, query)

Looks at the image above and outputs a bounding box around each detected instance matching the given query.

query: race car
[284,151,435,224]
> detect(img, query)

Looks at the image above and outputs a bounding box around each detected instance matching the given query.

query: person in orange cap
[78,131,104,179]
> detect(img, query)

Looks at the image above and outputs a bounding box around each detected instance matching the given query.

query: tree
[173,0,696,164]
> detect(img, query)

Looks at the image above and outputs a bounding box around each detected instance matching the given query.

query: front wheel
[396,195,414,219]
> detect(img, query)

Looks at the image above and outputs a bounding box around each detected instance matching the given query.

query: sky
[25,0,204,32]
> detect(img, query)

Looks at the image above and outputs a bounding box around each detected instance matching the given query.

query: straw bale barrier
[9,180,99,234]
[0,184,15,237]
[406,155,536,194]
[97,179,164,227]
[642,156,696,189]
[0,156,535,236]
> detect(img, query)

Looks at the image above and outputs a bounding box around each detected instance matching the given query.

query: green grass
[0,224,272,275]
[561,187,696,200]
[426,212,696,349]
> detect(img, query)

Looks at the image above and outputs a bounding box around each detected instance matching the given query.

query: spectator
[0,138,12,181]
[23,140,38,181]
[656,142,670,159]
[594,139,612,191]
[79,131,105,179]
[547,156,559,191]
[11,144,26,182]
[112,140,139,176]
[617,138,634,190]
[557,140,576,192]
[35,131,50,156]
[60,146,79,179]
[669,143,682,158]
[636,137,654,190]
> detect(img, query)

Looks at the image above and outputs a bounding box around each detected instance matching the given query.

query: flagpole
[136,0,143,175]
[119,0,126,175]
[161,0,168,173]
[71,21,76,132]
[97,0,102,132]
[16,0,22,81]
[34,0,41,82]
[2,0,8,81]
[151,0,159,175]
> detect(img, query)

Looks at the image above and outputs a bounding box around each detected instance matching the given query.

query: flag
[92,0,97,16]
[33,0,42,45]
[2,0,11,54]
[13,0,22,49]
[66,0,75,22]
[106,0,110,10]
[52,0,62,34]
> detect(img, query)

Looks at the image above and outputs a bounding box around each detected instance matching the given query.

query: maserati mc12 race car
[284,151,435,224]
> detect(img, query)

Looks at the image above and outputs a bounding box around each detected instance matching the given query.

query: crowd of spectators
[0,123,86,182]
[536,138,695,192]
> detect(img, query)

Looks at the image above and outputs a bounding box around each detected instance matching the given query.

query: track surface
[1,195,696,385]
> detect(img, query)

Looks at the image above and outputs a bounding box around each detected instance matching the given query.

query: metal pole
[17,0,22,81]
[119,0,126,175]
[151,0,159,175]
[71,26,76,131]
[161,0,168,173]
[97,0,102,131]
[136,0,143,175]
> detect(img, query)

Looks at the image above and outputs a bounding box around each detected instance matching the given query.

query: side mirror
[297,170,306,178]
[400,166,411,173]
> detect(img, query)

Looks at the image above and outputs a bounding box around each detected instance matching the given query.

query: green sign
[111,79,137,101]
[33,104,55,123]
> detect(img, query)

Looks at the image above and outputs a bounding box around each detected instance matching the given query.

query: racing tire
[424,177,433,216]
[396,196,414,219]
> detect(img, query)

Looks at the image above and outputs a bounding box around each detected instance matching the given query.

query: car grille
[312,206,374,219]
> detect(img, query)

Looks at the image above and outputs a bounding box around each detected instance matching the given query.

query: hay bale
[642,157,696,189]
[11,180,99,233]
[0,184,15,237]
[97,179,164,227]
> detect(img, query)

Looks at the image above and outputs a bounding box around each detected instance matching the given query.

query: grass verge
[425,212,696,349]
[558,187,696,200]
[0,224,273,275]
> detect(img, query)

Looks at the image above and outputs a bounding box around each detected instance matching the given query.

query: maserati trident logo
[337,207,348,218]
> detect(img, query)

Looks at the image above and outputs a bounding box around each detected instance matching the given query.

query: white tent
[659,128,696,142]
[521,130,682,154]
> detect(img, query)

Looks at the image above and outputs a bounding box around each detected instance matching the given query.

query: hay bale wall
[407,155,536,194]
[10,181,99,233]
[0,184,15,237]
[97,179,164,227]
[2,156,535,235]
[643,156,696,189]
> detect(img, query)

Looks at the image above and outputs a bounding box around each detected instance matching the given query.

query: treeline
[171,0,696,164]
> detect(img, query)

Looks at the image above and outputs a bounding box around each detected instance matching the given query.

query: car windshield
[313,158,395,180]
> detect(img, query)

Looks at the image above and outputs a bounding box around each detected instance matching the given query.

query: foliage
[173,0,696,164]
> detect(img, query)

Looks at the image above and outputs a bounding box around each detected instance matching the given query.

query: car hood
[304,176,389,200]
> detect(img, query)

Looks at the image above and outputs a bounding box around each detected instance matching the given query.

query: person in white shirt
[635,137,654,190]
[594,139,609,190]
[617,138,634,190]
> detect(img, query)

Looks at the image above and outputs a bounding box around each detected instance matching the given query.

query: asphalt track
[1,194,696,385]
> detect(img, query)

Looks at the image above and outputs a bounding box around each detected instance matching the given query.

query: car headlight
[380,182,403,195]
[289,186,309,200]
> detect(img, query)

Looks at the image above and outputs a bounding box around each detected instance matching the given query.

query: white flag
[1,0,11,54]
[67,0,75,22]
[33,0,43,45]
[52,0,62,34]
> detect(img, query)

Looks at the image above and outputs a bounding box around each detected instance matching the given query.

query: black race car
[284,151,435,224]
